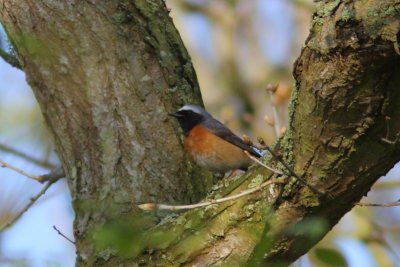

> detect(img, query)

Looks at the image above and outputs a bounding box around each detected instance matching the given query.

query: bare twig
[385,116,391,140]
[0,144,56,169]
[39,166,65,183]
[373,180,400,190]
[139,178,286,211]
[357,201,400,207]
[266,84,281,137]
[244,151,284,175]
[0,160,64,183]
[265,146,325,197]
[381,117,399,145]
[256,138,326,197]
[381,135,399,145]
[53,225,75,244]
[0,166,65,230]
[0,159,42,181]
[0,179,59,231]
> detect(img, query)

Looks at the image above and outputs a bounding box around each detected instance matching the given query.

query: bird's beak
[168,112,183,118]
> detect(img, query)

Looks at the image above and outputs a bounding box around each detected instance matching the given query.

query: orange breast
[184,124,251,172]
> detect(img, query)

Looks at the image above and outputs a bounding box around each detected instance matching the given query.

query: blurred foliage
[312,247,348,267]
[1,0,400,266]
[286,217,329,242]
[166,0,310,143]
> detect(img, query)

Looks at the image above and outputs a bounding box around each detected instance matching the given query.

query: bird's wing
[203,119,262,158]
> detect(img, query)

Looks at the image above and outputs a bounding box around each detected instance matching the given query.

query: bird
[169,104,262,173]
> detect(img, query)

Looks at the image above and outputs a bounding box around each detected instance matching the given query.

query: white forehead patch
[179,104,206,115]
[178,104,213,118]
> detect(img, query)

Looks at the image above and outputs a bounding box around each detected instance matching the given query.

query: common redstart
[169,104,261,172]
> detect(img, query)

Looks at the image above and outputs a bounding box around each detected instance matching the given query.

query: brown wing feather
[202,118,261,158]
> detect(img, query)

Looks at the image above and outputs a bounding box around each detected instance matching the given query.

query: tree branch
[0,159,64,183]
[261,143,326,197]
[139,178,286,211]
[357,201,400,208]
[53,225,75,245]
[0,143,57,169]
[266,84,282,138]
[245,150,284,175]
[373,180,400,189]
[0,176,62,231]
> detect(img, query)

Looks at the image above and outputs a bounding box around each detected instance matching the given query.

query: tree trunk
[0,1,214,265]
[1,0,399,266]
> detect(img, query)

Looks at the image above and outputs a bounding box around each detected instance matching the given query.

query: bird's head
[169,104,211,135]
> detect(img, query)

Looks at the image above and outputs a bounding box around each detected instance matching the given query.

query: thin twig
[0,144,56,169]
[0,159,42,181]
[39,166,65,183]
[257,142,326,197]
[265,146,325,197]
[265,84,282,138]
[357,201,400,207]
[244,151,284,175]
[385,116,391,140]
[0,167,65,230]
[268,91,281,138]
[53,225,76,244]
[373,180,400,190]
[381,117,399,145]
[0,160,64,183]
[381,135,399,145]
[1,179,59,231]
[139,178,286,211]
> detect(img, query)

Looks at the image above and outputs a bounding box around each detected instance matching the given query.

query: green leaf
[314,247,348,267]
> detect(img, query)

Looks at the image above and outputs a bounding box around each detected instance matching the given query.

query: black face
[169,109,204,135]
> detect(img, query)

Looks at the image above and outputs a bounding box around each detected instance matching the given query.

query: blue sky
[0,58,75,267]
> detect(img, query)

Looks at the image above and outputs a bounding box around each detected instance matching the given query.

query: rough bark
[1,0,400,266]
[0,0,214,265]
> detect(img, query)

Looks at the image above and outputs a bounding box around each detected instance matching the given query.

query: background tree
[0,0,399,266]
